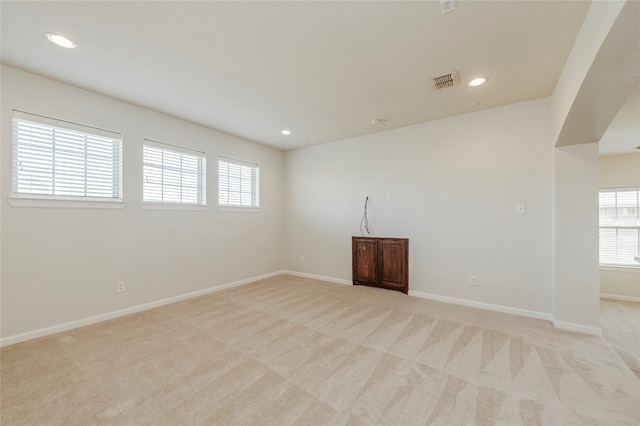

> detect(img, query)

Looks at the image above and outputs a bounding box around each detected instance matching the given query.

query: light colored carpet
[600,298,640,379]
[1,275,639,425]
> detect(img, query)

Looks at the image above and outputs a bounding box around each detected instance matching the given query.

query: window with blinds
[143,140,206,205]
[12,111,122,201]
[599,189,640,267]
[218,157,260,208]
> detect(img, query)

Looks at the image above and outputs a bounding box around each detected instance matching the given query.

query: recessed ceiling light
[468,77,488,87]
[281,129,292,135]
[46,33,77,49]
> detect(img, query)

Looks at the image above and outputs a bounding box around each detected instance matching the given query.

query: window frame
[218,156,260,212]
[10,110,124,208]
[142,139,207,208]
[599,187,640,269]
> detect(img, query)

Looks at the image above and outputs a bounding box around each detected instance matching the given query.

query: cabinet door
[352,237,378,285]
[378,239,408,293]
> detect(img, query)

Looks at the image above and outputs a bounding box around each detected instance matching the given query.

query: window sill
[218,206,261,213]
[7,197,126,209]
[141,203,208,212]
[600,265,640,273]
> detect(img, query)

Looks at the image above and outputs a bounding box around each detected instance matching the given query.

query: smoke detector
[433,72,458,90]
[440,0,456,14]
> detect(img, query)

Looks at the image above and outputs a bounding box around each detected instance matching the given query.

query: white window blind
[12,111,122,200]
[143,140,206,205]
[599,189,640,267]
[218,157,260,208]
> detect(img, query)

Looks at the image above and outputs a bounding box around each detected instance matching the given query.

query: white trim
[0,271,284,347]
[219,155,259,169]
[3,270,609,347]
[217,206,261,213]
[7,197,126,209]
[409,290,602,336]
[408,290,554,322]
[143,138,204,157]
[13,109,121,139]
[284,272,557,323]
[142,142,206,205]
[600,265,640,273]
[552,320,602,336]
[600,186,640,192]
[600,293,640,303]
[218,157,260,209]
[141,203,208,212]
[283,270,352,286]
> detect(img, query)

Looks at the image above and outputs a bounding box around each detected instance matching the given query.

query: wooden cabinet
[352,237,408,294]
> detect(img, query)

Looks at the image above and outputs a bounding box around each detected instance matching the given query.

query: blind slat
[143,142,206,205]
[218,158,259,207]
[12,114,122,200]
[599,190,640,266]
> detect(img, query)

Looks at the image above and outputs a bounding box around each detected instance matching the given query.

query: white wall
[546,0,636,334]
[3,0,628,342]
[1,65,284,340]
[552,143,600,330]
[284,98,554,316]
[599,152,640,301]
[600,153,640,189]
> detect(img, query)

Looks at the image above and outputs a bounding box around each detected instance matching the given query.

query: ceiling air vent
[440,0,456,15]
[433,72,458,90]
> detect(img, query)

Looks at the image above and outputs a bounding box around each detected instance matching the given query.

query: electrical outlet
[116,281,125,293]
[300,255,305,263]
[469,275,478,286]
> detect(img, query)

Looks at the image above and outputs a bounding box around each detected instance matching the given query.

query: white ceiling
[2,0,630,153]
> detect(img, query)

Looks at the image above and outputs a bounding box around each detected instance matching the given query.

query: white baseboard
[283,275,559,325]
[283,270,352,286]
[410,291,603,335]
[0,270,284,348]
[5,270,606,347]
[600,293,640,303]
[408,290,554,322]
[552,320,602,336]
[284,276,604,336]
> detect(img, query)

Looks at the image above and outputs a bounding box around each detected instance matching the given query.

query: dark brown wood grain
[352,237,408,294]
